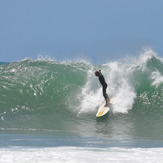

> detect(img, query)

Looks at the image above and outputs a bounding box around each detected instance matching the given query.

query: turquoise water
[0,51,163,162]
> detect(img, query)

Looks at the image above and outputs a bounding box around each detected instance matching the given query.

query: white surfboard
[96,100,112,117]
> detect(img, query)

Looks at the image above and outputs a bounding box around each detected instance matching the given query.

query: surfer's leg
[103,85,109,105]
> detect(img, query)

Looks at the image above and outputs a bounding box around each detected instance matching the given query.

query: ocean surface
[0,50,163,162]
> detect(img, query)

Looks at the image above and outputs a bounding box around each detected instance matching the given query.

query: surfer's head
[95,70,101,77]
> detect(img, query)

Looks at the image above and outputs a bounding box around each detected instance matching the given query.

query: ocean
[0,50,163,162]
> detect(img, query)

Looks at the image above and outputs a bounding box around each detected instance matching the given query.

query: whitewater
[0,49,163,162]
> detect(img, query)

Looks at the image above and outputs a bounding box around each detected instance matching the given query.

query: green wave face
[0,53,163,139]
[0,60,88,129]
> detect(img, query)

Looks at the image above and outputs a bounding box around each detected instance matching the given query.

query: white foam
[78,69,101,114]
[105,62,136,113]
[123,48,157,66]
[78,49,163,114]
[151,71,163,88]
[79,61,136,114]
[111,79,136,113]
[0,147,163,163]
[138,48,156,64]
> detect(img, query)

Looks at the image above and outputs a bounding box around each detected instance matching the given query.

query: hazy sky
[1,0,163,64]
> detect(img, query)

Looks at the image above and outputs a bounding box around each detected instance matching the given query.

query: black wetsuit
[98,74,109,102]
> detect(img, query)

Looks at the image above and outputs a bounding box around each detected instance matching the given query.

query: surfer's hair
[95,70,100,76]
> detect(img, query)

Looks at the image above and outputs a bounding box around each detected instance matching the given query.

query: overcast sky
[1,0,163,64]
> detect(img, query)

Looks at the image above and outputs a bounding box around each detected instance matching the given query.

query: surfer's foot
[104,103,108,107]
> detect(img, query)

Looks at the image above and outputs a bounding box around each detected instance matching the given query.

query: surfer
[95,70,110,106]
